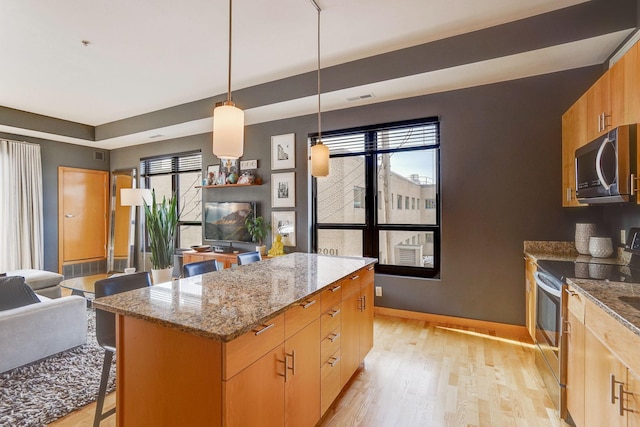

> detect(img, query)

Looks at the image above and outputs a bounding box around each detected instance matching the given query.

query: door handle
[65,214,75,218]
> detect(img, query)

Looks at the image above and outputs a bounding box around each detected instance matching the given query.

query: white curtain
[0,140,44,271]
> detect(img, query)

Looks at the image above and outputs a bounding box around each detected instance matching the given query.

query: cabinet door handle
[362,295,366,311]
[286,350,296,375]
[301,299,317,309]
[564,288,578,297]
[351,275,360,280]
[357,296,363,311]
[254,323,275,336]
[278,356,289,382]
[329,356,340,367]
[329,332,341,342]
[330,308,341,317]
[618,383,633,416]
[330,285,341,292]
[611,374,624,404]
[562,319,571,335]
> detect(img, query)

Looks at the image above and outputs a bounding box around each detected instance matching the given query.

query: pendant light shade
[310,142,329,177]
[310,0,329,177]
[213,102,244,159]
[213,0,244,160]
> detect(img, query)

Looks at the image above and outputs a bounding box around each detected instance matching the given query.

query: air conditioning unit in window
[394,245,423,267]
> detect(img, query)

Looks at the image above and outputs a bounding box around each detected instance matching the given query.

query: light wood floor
[49,314,566,427]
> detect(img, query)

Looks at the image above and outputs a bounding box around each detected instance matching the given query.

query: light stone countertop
[92,253,377,342]
[524,240,640,337]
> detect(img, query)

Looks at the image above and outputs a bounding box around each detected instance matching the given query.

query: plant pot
[256,245,266,256]
[151,267,173,284]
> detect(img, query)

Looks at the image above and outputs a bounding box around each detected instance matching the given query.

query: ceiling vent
[346,94,375,102]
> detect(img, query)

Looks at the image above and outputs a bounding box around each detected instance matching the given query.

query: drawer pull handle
[351,275,360,280]
[329,356,340,367]
[367,265,374,271]
[330,285,341,292]
[330,308,341,318]
[329,332,340,342]
[564,288,578,297]
[254,323,275,336]
[301,300,317,309]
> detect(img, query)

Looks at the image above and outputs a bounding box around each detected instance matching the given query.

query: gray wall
[0,132,110,272]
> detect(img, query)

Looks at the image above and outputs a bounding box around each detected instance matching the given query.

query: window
[312,118,440,278]
[140,151,202,249]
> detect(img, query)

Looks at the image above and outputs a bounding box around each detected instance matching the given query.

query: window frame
[311,117,441,279]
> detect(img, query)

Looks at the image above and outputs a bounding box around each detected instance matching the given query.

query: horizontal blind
[140,151,202,176]
[313,120,439,156]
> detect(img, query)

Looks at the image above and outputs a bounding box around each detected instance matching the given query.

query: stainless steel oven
[534,263,566,418]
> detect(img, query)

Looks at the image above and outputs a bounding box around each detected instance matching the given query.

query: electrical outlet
[240,159,258,170]
[375,286,382,297]
[621,229,627,245]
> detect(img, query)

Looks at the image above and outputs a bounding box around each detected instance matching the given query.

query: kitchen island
[93,253,377,427]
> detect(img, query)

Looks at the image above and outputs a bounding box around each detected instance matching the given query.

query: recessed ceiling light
[81,40,91,47]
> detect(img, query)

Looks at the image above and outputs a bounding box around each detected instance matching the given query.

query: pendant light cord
[227,0,233,104]
[310,0,321,144]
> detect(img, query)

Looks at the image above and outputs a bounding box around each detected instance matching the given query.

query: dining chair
[93,272,152,427]
[236,251,262,265]
[182,259,218,277]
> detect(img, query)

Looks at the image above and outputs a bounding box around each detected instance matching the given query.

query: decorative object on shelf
[588,236,613,258]
[237,171,255,185]
[190,245,212,253]
[309,1,329,177]
[575,223,596,255]
[226,172,238,184]
[213,0,244,160]
[271,133,295,170]
[143,190,179,284]
[207,165,220,185]
[271,172,296,208]
[268,234,285,257]
[245,212,270,256]
[272,211,296,247]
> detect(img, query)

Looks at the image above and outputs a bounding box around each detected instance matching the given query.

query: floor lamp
[120,188,152,272]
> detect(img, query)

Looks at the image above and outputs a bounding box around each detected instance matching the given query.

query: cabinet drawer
[566,285,585,323]
[321,283,342,312]
[321,326,341,364]
[341,273,361,300]
[223,313,285,380]
[360,265,374,286]
[320,349,341,416]
[321,303,342,338]
[285,296,321,340]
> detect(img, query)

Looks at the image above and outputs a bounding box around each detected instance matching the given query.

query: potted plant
[245,212,269,256]
[144,190,179,284]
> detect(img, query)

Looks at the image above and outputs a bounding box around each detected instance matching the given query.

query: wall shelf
[196,183,262,189]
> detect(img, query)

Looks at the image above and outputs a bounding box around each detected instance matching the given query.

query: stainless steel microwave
[575,125,635,204]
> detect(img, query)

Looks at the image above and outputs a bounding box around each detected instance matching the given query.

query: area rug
[0,309,115,427]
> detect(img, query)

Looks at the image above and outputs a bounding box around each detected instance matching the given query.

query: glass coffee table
[59,273,108,299]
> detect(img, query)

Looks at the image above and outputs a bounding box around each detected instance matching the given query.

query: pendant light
[213,0,244,160]
[310,0,329,177]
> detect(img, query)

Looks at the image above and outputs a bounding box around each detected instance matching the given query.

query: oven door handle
[534,272,562,298]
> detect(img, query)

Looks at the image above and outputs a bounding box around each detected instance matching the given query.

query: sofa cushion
[0,276,41,311]
[6,269,63,291]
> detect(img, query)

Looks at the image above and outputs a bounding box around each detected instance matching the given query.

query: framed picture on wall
[271,172,295,208]
[206,164,220,185]
[271,133,295,170]
[272,211,296,247]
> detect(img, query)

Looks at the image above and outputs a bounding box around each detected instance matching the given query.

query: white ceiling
[0,0,633,149]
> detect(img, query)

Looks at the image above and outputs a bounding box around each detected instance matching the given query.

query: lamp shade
[310,143,329,177]
[213,103,244,159]
[121,188,152,207]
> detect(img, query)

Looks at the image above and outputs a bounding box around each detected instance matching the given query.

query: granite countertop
[92,253,377,342]
[524,240,640,337]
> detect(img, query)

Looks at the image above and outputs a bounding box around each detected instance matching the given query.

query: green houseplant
[144,190,179,282]
[245,212,269,255]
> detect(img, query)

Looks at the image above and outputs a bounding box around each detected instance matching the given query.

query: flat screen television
[204,201,255,242]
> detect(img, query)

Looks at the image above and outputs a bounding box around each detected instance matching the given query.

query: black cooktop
[537,259,640,284]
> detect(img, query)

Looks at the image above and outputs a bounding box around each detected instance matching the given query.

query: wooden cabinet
[359,266,375,358]
[610,42,640,126]
[586,73,612,141]
[320,284,343,415]
[524,256,537,339]
[564,285,586,427]
[561,97,587,207]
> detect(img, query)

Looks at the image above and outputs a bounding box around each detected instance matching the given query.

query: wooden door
[565,311,585,427]
[58,167,108,271]
[584,330,626,427]
[224,344,285,427]
[285,318,320,427]
[359,280,374,360]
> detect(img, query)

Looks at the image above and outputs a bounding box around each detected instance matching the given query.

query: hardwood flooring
[49,314,565,427]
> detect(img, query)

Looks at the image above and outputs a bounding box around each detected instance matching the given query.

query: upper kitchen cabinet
[562,97,587,207]
[610,42,640,127]
[585,73,611,141]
